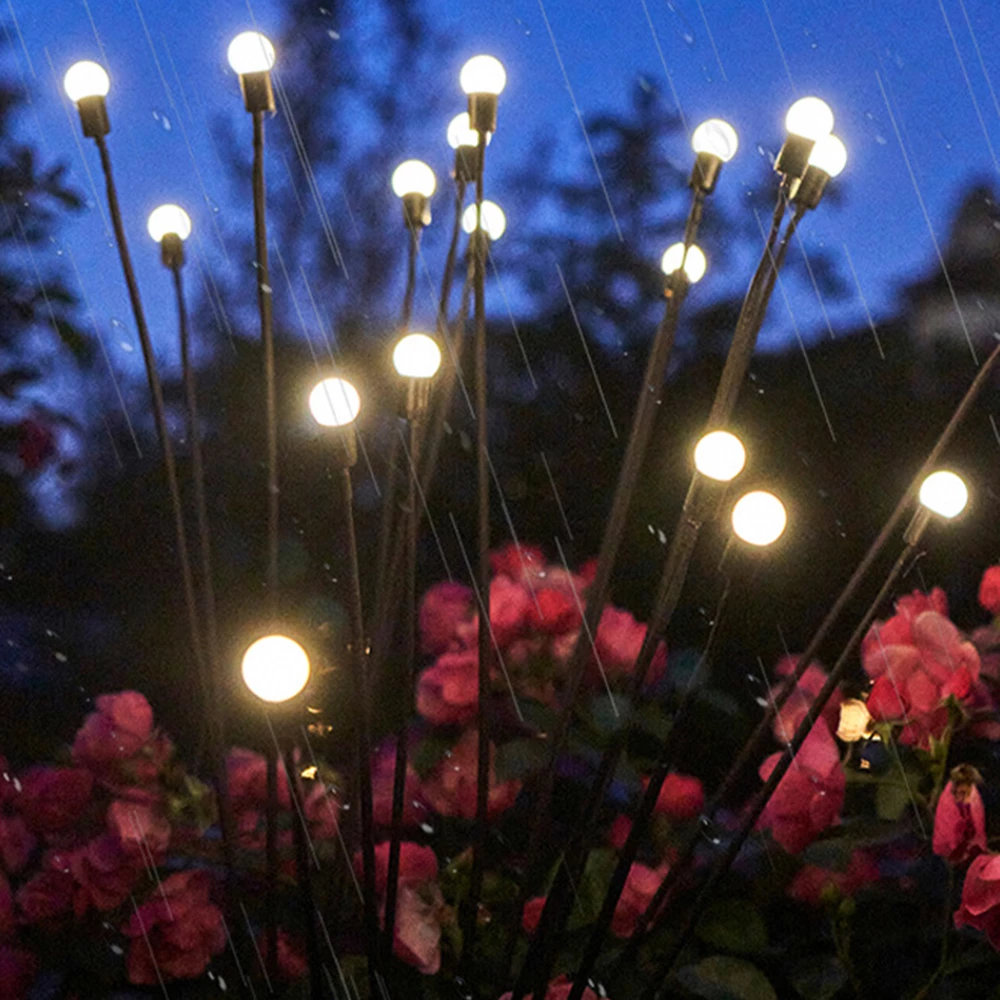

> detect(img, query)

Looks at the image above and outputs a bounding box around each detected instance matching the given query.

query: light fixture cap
[807,133,848,178]
[460,55,507,96]
[691,119,739,162]
[392,160,437,199]
[63,61,110,102]
[147,204,192,243]
[309,377,361,428]
[227,31,277,75]
[393,333,442,379]
[785,96,834,141]
[918,470,968,519]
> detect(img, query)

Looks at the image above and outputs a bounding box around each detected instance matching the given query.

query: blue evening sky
[7,0,1000,385]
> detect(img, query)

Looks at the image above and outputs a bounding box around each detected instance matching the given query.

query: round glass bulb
[391,160,436,199]
[309,378,361,428]
[227,31,276,75]
[694,430,746,483]
[660,243,707,284]
[447,112,492,150]
[393,333,442,379]
[918,470,968,519]
[784,97,834,141]
[241,634,310,704]
[63,61,110,103]
[732,490,787,547]
[691,119,739,162]
[460,55,507,96]
[808,133,848,178]
[462,201,507,240]
[147,204,192,243]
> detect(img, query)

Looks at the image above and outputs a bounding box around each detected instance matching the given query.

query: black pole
[265,742,279,983]
[251,110,279,616]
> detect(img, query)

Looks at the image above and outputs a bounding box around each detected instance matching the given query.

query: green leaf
[566,847,618,931]
[695,899,768,955]
[635,702,674,742]
[411,733,454,778]
[676,956,778,1000]
[591,692,631,734]
[875,779,915,821]
[494,738,547,781]
[787,955,849,1000]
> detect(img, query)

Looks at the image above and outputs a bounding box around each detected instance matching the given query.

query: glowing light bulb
[309,378,361,428]
[462,201,506,240]
[732,490,787,547]
[918,470,968,519]
[391,160,436,199]
[660,243,707,284]
[447,112,492,150]
[241,634,310,703]
[785,97,834,141]
[147,204,192,243]
[694,431,746,483]
[227,31,276,75]
[460,55,507,96]
[63,61,110,102]
[691,119,739,162]
[393,333,442,379]
[808,133,848,178]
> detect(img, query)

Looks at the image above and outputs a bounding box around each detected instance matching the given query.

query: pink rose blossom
[979,567,1000,617]
[652,773,705,822]
[68,834,141,916]
[490,542,546,581]
[372,739,426,828]
[528,587,582,635]
[255,929,308,981]
[954,852,1000,949]
[227,747,290,811]
[489,575,533,648]
[417,651,479,726]
[0,873,12,940]
[72,692,165,788]
[933,769,987,865]
[15,869,74,924]
[608,815,632,851]
[107,799,170,859]
[359,840,438,895]
[757,719,845,854]
[611,863,667,937]
[500,977,603,1000]
[771,656,842,745]
[522,896,546,934]
[16,767,93,835]
[124,870,225,984]
[788,850,879,905]
[419,581,476,656]
[0,818,34,874]
[420,730,521,820]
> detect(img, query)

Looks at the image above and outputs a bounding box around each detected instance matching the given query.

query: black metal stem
[641,541,920,998]
[265,743,279,982]
[252,110,279,616]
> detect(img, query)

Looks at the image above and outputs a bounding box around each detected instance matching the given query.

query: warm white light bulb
[241,634,310,704]
[918,470,968,519]
[63,61,110,103]
[391,160,437,199]
[784,97,834,141]
[309,378,361,428]
[691,119,739,163]
[227,31,276,75]
[147,204,192,243]
[393,333,442,379]
[660,243,707,284]
[460,55,507,96]
[694,431,746,483]
[807,133,848,178]
[447,112,492,150]
[732,490,787,547]
[462,201,507,240]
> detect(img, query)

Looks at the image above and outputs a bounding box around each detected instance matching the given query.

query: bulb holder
[406,378,433,422]
[790,165,830,212]
[467,94,497,135]
[160,233,185,270]
[326,425,358,469]
[454,146,478,184]
[663,269,691,300]
[402,192,431,230]
[77,95,110,139]
[239,70,275,114]
[690,152,722,194]
[774,134,815,179]
[903,506,932,548]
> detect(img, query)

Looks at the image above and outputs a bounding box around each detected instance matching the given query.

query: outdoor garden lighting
[449,111,491,182]
[731,490,787,547]
[660,243,707,284]
[693,430,746,483]
[63,60,111,137]
[793,134,848,210]
[462,200,506,240]
[241,634,311,704]
[690,118,738,193]
[460,54,506,133]
[776,96,834,178]
[308,377,361,428]
[393,333,442,379]
[918,470,969,519]
[147,204,192,268]
[227,30,276,113]
[392,159,437,229]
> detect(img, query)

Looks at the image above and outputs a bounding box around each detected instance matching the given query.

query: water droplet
[152,109,172,132]
[327,29,340,40]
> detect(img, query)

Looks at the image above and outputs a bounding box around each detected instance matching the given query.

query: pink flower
[859,589,948,658]
[107,799,170,859]
[359,841,438,895]
[500,977,603,1000]
[304,781,340,841]
[124,870,225,984]
[15,869,74,924]
[757,719,845,854]
[0,946,37,999]
[0,818,34,874]
[653,774,704,822]
[0,873,12,940]
[588,608,667,687]
[522,896,546,934]
[67,834,141,915]
[864,610,981,747]
[490,542,546,581]
[528,587,582,635]
[771,656,842,745]
[954,852,1000,949]
[933,768,987,865]
[611,863,667,937]
[608,815,632,851]
[255,929,308,981]
[0,760,15,808]
[72,691,157,780]
[980,567,1000,617]
[420,730,521,820]
[788,850,879,905]
[227,748,290,811]
[16,767,93,835]
[419,581,476,656]
[417,651,479,726]
[372,739,425,828]
[489,575,533,648]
